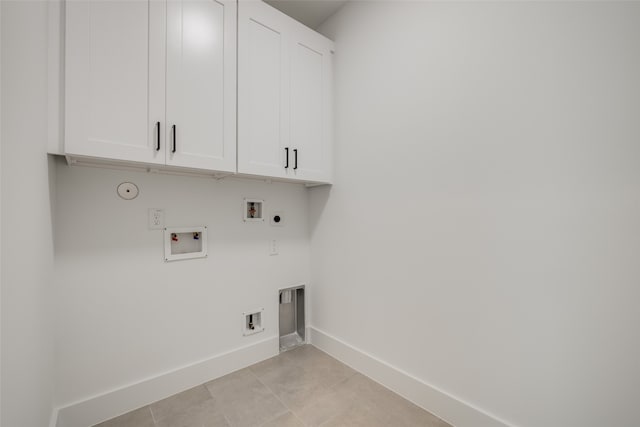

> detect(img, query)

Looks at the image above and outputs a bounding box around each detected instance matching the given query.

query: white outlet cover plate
[148,208,165,230]
[269,239,278,256]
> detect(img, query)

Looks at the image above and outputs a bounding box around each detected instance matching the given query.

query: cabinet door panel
[166,0,236,172]
[288,23,333,183]
[238,2,289,178]
[65,0,165,164]
[290,42,326,181]
[238,1,333,183]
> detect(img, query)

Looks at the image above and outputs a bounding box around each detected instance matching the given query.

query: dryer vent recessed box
[164,226,207,261]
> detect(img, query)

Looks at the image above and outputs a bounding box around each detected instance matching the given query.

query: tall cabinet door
[166,0,236,172]
[65,0,165,164]
[237,1,290,178]
[289,28,333,183]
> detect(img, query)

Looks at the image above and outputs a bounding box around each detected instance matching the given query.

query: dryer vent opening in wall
[279,286,305,352]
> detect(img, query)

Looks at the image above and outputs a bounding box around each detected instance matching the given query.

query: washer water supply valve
[242,308,264,336]
[243,199,264,222]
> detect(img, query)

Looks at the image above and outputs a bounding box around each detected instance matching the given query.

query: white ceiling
[265,0,348,29]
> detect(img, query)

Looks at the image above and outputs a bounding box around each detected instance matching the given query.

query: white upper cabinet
[65,0,166,165]
[64,0,332,182]
[290,30,333,182]
[65,0,236,173]
[166,0,236,172]
[237,3,290,179]
[238,1,334,184]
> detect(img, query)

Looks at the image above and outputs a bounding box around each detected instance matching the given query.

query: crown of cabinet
[62,0,334,185]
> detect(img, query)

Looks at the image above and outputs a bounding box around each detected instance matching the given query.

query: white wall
[1,1,56,426]
[53,163,310,408]
[0,1,3,422]
[312,2,640,427]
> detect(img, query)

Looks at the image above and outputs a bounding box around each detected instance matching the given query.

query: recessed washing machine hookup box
[243,198,264,222]
[164,226,207,262]
[242,308,265,336]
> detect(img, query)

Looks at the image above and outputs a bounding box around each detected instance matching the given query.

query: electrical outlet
[148,208,165,230]
[269,239,278,256]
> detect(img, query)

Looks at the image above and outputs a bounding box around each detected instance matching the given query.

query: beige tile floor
[95,345,452,427]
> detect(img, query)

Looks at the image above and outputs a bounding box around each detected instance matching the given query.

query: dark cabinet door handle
[172,125,177,153]
[284,147,289,169]
[155,122,161,151]
[293,149,298,170]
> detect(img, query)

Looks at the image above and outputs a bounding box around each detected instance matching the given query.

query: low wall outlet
[148,208,165,230]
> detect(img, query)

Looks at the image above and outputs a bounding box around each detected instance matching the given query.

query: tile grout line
[149,405,158,425]
[249,362,311,427]
[288,409,309,427]
[203,378,237,427]
[99,345,450,427]
[314,376,354,427]
[251,347,362,427]
[250,368,295,426]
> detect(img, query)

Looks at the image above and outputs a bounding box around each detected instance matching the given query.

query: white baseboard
[55,336,279,427]
[54,330,513,427]
[309,327,513,427]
